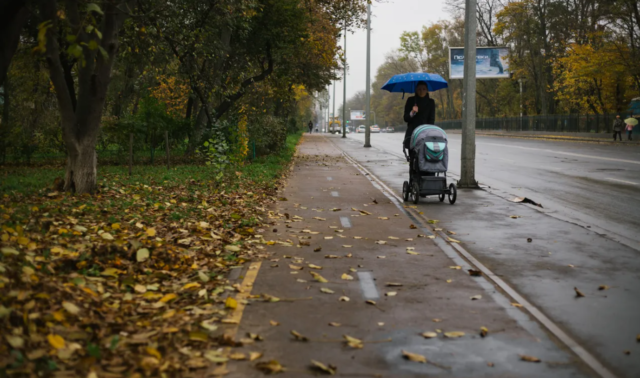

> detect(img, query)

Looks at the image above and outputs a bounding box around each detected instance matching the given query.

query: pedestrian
[625,117,635,141]
[402,81,435,150]
[612,115,624,141]
[308,120,313,134]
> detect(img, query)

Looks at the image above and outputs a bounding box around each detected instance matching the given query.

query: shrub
[247,115,287,157]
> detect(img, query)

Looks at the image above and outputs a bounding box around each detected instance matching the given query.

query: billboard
[449,47,510,79]
[350,110,365,120]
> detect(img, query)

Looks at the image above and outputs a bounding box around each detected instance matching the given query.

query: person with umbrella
[403,81,435,149]
[625,116,637,141]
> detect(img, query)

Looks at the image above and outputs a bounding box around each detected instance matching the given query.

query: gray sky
[328,0,449,116]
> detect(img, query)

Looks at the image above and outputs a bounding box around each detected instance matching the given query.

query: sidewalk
[222,134,590,377]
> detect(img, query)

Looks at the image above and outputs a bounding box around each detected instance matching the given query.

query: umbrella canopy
[381,73,448,94]
[624,117,638,126]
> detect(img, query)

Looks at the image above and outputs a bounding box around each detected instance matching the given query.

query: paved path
[330,132,640,377]
[226,135,591,377]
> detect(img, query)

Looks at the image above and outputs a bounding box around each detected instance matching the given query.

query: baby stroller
[402,125,456,204]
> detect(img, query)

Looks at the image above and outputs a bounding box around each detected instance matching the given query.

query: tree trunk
[0,0,28,86]
[185,107,207,156]
[64,135,98,193]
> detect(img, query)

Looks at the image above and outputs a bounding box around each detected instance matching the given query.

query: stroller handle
[402,148,409,162]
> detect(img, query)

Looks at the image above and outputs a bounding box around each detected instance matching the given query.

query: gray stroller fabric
[410,125,448,173]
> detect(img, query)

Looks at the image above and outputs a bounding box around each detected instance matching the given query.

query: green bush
[247,115,287,156]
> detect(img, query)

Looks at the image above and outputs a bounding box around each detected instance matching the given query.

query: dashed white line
[327,176,333,181]
[357,271,379,299]
[331,191,339,197]
[340,216,352,228]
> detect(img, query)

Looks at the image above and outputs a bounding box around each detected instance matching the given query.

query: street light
[342,22,347,139]
[364,2,372,147]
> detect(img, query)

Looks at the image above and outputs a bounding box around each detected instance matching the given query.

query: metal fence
[435,113,628,133]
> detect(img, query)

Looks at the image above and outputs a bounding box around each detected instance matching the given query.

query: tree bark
[0,0,28,86]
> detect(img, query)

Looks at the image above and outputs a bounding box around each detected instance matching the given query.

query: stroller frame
[402,148,457,205]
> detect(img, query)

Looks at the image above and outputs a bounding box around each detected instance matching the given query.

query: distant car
[385,127,395,133]
[371,125,380,133]
[357,126,366,133]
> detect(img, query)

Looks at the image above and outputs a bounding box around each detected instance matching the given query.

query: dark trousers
[308,127,312,134]
[614,131,622,141]
[628,131,633,141]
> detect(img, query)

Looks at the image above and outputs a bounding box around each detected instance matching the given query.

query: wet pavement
[331,132,640,377]
[226,135,593,377]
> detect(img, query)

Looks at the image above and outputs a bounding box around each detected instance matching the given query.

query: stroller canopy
[410,125,449,173]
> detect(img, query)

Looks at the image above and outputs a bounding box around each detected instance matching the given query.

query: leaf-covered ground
[0,134,301,376]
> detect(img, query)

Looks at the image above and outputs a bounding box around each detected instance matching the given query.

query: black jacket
[403,95,435,149]
[613,119,624,132]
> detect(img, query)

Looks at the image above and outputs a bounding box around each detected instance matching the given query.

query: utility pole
[364,2,372,147]
[342,22,347,138]
[458,0,479,188]
[332,79,336,132]
[519,79,524,131]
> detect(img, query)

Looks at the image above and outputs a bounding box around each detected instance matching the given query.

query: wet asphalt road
[332,132,640,377]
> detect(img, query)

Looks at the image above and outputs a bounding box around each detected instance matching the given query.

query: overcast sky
[327,0,449,116]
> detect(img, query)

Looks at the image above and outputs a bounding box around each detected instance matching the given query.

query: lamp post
[342,23,347,139]
[364,2,372,147]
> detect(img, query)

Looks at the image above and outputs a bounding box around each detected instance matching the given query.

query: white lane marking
[331,191,339,197]
[482,142,640,165]
[605,178,638,185]
[340,216,352,228]
[357,271,379,299]
[327,176,333,181]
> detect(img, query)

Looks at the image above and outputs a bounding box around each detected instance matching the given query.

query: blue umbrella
[381,73,448,96]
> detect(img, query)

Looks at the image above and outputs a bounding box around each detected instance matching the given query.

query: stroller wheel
[448,183,457,205]
[402,181,410,202]
[411,181,420,204]
[439,193,445,202]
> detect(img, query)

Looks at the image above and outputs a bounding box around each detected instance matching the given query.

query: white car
[357,126,366,133]
[371,125,380,133]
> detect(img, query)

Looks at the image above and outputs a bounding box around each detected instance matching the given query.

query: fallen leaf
[409,224,417,229]
[225,297,238,309]
[159,293,177,303]
[342,245,352,248]
[308,264,322,269]
[137,248,151,262]
[146,228,156,237]
[511,302,523,308]
[445,279,452,283]
[402,350,426,363]
[229,352,247,360]
[432,318,441,323]
[406,250,419,255]
[341,273,354,281]
[520,355,541,363]
[448,237,461,243]
[468,269,482,276]
[311,271,328,283]
[444,331,465,338]
[320,288,335,294]
[329,322,341,327]
[598,285,609,291]
[47,334,65,349]
[325,255,339,259]
[62,301,81,315]
[470,295,482,300]
[487,362,494,367]
[250,352,263,361]
[386,282,403,287]
[270,320,279,326]
[291,330,308,341]
[256,360,285,374]
[378,217,389,220]
[388,236,399,239]
[5,335,24,348]
[310,360,337,375]
[421,332,437,338]
[449,266,461,270]
[480,327,488,338]
[100,232,114,240]
[343,335,363,349]
[289,264,303,270]
[365,300,376,305]
[375,240,387,245]
[385,292,397,297]
[574,287,585,297]
[339,296,350,302]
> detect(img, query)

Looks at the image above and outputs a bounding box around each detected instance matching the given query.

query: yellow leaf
[308,264,322,269]
[402,350,427,363]
[100,232,114,240]
[182,282,201,290]
[62,301,81,315]
[291,330,308,341]
[146,228,156,237]
[111,223,120,230]
[520,354,541,362]
[146,347,162,360]
[229,352,246,360]
[52,310,65,321]
[249,352,263,361]
[136,248,150,262]
[256,360,285,374]
[225,297,238,309]
[159,293,177,303]
[320,287,334,294]
[341,273,354,281]
[311,271,328,283]
[47,334,65,349]
[421,331,437,338]
[343,334,363,349]
[444,331,465,338]
[311,360,336,374]
[18,237,30,245]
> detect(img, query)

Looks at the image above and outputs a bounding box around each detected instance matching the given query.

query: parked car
[385,126,395,133]
[357,126,366,133]
[371,125,380,133]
